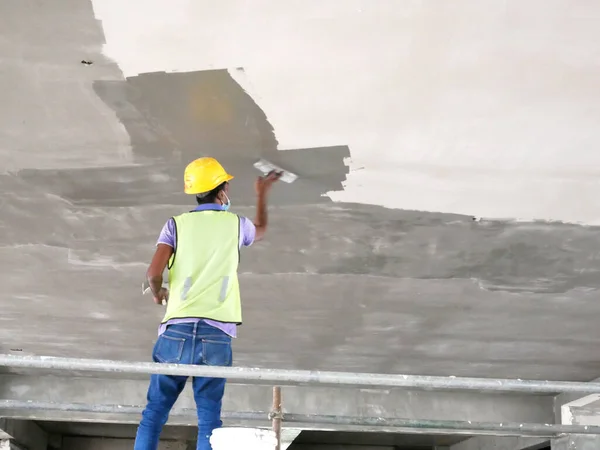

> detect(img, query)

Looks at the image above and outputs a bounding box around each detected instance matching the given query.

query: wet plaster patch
[90,69,350,206]
[15,69,350,207]
[237,204,600,294]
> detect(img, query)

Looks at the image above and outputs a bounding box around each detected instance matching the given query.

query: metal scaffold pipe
[271,387,282,450]
[1,399,600,437]
[2,354,600,394]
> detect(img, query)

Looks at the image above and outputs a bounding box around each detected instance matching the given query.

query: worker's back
[163,210,242,325]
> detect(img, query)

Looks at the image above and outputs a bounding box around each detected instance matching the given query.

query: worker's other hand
[153,287,169,305]
[255,170,282,196]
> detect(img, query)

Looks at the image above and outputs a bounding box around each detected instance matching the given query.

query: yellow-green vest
[162,210,242,324]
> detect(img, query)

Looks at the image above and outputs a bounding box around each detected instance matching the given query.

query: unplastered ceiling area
[1,0,600,381]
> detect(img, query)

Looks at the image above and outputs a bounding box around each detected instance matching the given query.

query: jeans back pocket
[153,334,186,363]
[202,339,232,367]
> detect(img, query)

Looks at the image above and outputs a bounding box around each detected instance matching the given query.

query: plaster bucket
[209,427,277,450]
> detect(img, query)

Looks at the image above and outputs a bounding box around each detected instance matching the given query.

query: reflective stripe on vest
[161,210,242,324]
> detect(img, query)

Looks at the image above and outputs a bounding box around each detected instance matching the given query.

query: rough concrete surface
[2,0,600,386]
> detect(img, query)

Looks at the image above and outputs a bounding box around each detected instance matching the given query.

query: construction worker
[134,157,281,450]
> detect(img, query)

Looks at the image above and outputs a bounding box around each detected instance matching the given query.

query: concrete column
[552,434,600,449]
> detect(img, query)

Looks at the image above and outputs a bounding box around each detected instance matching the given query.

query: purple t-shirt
[156,204,256,338]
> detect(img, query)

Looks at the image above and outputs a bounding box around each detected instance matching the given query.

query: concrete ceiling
[2,0,600,395]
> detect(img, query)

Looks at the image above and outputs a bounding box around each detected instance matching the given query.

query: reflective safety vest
[161,210,242,324]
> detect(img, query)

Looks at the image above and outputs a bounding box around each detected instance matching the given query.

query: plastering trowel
[142,279,167,306]
[253,158,297,183]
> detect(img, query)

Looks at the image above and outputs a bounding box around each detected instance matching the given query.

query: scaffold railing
[2,354,600,445]
[1,354,600,394]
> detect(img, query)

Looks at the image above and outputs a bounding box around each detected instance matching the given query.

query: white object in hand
[253,159,297,183]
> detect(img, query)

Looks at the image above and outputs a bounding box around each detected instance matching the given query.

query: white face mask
[222,193,231,211]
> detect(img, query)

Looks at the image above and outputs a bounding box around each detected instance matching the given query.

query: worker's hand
[153,287,169,305]
[255,170,282,196]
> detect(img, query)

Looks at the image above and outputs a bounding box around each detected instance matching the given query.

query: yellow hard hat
[183,157,234,195]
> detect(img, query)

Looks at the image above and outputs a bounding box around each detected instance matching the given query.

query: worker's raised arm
[253,171,281,241]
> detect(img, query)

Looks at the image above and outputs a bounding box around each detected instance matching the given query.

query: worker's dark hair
[196,181,227,204]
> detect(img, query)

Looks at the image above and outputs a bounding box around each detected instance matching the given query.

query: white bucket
[209,427,277,450]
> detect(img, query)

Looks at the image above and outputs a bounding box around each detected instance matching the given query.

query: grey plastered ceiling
[1,0,600,383]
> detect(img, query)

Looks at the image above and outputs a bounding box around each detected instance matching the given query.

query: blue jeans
[134,322,233,450]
